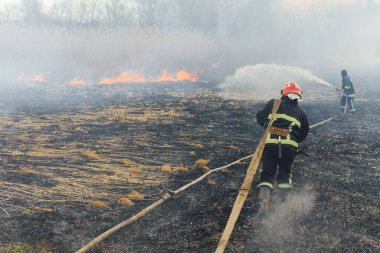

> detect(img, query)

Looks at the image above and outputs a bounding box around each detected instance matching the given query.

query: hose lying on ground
[76,116,334,253]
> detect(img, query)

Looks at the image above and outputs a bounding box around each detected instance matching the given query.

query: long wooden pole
[215,99,281,253]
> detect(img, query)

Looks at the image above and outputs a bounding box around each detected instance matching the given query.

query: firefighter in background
[256,81,309,201]
[337,69,356,113]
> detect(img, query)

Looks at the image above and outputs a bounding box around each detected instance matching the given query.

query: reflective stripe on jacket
[256,97,309,149]
[342,76,355,95]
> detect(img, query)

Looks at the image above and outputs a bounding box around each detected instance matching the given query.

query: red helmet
[281,81,302,97]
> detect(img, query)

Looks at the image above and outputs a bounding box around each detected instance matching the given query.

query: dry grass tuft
[88,201,109,208]
[173,165,188,173]
[74,127,88,133]
[119,158,136,165]
[165,109,181,117]
[128,167,143,173]
[225,145,239,150]
[162,164,188,174]
[194,159,209,168]
[118,197,135,206]
[0,243,51,253]
[161,164,173,173]
[35,207,54,212]
[20,166,33,174]
[202,166,210,173]
[82,150,99,159]
[11,150,24,156]
[207,179,216,185]
[127,191,145,200]
[18,134,30,142]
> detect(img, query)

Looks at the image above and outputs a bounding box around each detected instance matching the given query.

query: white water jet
[218,64,335,99]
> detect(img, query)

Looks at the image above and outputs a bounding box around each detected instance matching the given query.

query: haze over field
[0,0,379,89]
[0,2,379,253]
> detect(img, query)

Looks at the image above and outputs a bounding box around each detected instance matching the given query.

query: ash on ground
[0,83,379,252]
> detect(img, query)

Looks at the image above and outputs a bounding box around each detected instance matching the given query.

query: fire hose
[76,115,334,253]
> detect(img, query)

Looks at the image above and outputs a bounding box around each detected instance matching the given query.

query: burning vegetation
[0,0,379,251]
[14,69,202,87]
[17,74,47,84]
[100,70,200,85]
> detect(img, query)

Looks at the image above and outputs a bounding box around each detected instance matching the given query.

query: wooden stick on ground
[310,117,333,129]
[215,99,281,253]
[75,154,253,253]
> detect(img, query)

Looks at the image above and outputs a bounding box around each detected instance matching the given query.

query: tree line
[0,0,223,31]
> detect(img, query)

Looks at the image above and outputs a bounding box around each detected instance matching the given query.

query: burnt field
[0,83,379,253]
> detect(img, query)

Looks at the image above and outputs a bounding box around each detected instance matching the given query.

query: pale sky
[1,0,379,11]
[280,0,379,13]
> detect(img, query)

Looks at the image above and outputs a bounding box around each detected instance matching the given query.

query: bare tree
[21,0,43,23]
[138,0,158,27]
[0,2,22,21]
[77,0,105,28]
[49,0,78,26]
[176,0,218,32]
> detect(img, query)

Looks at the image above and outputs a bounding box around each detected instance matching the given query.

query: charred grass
[0,83,379,252]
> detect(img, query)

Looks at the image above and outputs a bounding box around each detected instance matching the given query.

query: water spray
[218,64,336,99]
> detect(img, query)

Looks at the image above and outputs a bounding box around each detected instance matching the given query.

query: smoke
[247,190,316,252]
[0,1,379,89]
[0,24,223,85]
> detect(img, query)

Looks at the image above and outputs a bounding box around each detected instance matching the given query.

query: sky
[1,0,379,12]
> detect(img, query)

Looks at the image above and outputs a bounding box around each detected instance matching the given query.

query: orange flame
[18,73,47,83]
[68,78,85,86]
[99,69,199,85]
[31,74,47,83]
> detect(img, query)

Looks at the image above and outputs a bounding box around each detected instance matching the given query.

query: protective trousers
[258,146,297,189]
[340,95,356,112]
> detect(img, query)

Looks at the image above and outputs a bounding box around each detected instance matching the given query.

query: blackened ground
[0,83,379,253]
[93,98,380,253]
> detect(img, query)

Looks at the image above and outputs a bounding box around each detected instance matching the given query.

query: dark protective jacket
[341,76,355,96]
[256,96,309,150]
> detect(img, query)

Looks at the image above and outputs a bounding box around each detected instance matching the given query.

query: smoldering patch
[247,190,316,251]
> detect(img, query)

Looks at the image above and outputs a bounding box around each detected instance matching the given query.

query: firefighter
[338,69,356,113]
[256,81,309,202]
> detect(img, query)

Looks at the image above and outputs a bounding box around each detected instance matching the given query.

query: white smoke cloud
[247,190,316,251]
[0,1,379,88]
